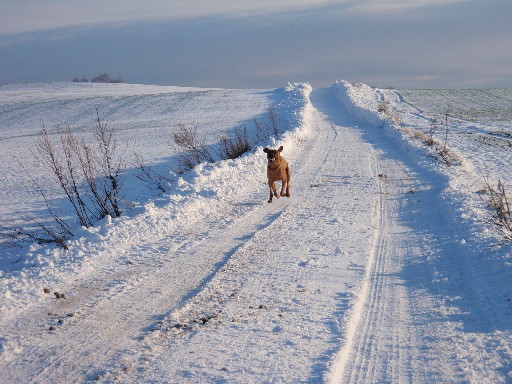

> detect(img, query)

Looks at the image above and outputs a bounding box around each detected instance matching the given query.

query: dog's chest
[267,158,287,179]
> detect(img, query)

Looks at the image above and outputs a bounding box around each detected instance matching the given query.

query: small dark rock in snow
[170,323,190,331]
[43,288,51,294]
[54,292,66,299]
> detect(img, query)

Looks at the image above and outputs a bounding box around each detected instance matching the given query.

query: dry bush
[218,126,251,160]
[483,178,512,241]
[378,101,402,127]
[253,105,282,146]
[267,105,281,137]
[172,123,254,173]
[171,123,216,172]
[39,115,125,224]
[377,102,388,114]
[172,104,280,172]
[9,112,125,247]
[134,153,172,193]
[254,118,267,146]
[424,110,462,166]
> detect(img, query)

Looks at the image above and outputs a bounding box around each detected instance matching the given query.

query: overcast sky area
[1,0,511,89]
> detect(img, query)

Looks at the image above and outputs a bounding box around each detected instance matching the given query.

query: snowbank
[330,80,387,127]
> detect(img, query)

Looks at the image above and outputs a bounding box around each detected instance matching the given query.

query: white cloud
[0,0,478,35]
[1,0,510,88]
[0,0,334,35]
[345,0,470,15]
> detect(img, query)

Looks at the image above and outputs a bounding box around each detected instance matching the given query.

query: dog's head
[263,146,283,164]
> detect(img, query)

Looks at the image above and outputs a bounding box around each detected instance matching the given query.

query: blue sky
[1,0,511,89]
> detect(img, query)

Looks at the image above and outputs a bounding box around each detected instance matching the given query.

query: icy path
[2,86,509,383]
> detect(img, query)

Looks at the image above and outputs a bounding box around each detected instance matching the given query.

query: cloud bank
[1,0,511,89]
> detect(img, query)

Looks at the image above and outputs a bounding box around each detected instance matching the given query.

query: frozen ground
[0,81,511,383]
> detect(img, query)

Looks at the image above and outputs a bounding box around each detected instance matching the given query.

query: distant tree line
[72,73,123,83]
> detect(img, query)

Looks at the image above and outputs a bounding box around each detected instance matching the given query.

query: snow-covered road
[1,84,511,383]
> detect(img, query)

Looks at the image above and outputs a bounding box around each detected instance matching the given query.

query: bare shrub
[2,213,71,249]
[172,123,255,172]
[171,123,216,172]
[172,104,280,173]
[427,118,437,147]
[89,111,124,217]
[378,101,402,127]
[253,104,281,145]
[268,105,280,137]
[409,128,431,143]
[218,126,251,160]
[377,102,389,114]
[483,178,512,241]
[425,110,461,166]
[254,119,269,146]
[134,153,173,193]
[10,112,125,247]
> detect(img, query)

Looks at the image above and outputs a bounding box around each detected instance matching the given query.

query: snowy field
[386,88,512,183]
[0,81,511,383]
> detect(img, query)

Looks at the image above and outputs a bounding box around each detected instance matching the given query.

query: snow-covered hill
[0,81,511,383]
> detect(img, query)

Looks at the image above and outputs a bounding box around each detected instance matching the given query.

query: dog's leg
[280,180,286,197]
[272,181,280,199]
[286,166,291,197]
[268,181,275,203]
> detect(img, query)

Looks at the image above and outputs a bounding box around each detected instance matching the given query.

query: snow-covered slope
[0,81,511,383]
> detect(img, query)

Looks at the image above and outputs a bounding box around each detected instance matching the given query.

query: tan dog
[263,146,290,203]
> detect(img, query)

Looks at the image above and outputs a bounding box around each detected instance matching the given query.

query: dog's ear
[263,148,269,153]
[278,146,284,152]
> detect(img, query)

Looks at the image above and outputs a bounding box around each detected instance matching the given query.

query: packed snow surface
[0,81,511,383]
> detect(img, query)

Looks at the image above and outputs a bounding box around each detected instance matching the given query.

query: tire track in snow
[326,145,387,382]
[326,92,438,383]
[343,150,414,383]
